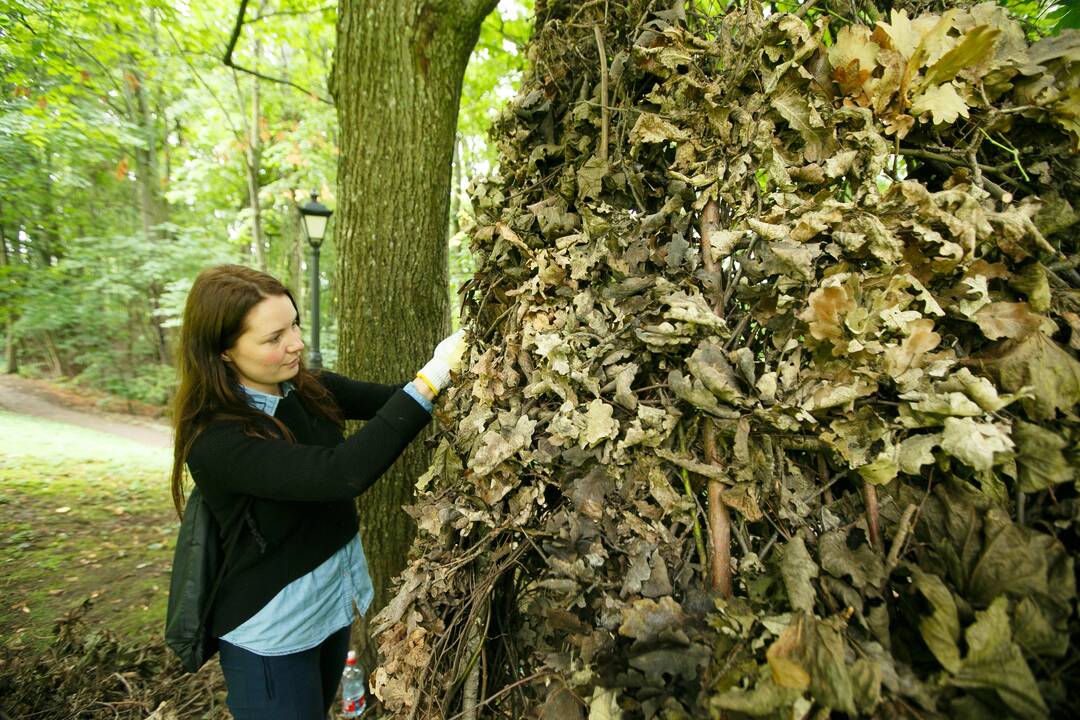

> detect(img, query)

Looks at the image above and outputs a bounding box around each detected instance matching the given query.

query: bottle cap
[346,650,357,666]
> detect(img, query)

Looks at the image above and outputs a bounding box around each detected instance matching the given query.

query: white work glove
[415,329,466,396]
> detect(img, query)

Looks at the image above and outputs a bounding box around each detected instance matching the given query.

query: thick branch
[899,147,1034,196]
[696,199,733,597]
[700,200,718,274]
[593,26,609,163]
[864,481,881,552]
[704,421,733,597]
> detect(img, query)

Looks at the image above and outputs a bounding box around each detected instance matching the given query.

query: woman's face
[222,293,304,396]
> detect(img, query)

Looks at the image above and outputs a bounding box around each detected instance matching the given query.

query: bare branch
[251,4,336,22]
[593,26,609,162]
[162,24,243,140]
[222,0,333,105]
[899,146,1035,196]
[796,0,821,18]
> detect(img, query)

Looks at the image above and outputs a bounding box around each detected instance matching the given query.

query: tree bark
[244,8,267,271]
[38,148,62,264]
[0,208,16,375]
[333,0,497,665]
[42,331,64,376]
[124,65,165,242]
[286,195,303,312]
[123,33,172,372]
[450,134,462,240]
[3,317,15,375]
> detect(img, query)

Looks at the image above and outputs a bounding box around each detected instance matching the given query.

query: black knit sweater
[186,371,431,637]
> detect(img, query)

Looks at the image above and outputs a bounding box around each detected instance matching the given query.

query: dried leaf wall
[375,2,1080,718]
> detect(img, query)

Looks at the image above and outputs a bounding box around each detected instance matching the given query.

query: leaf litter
[378,1,1080,717]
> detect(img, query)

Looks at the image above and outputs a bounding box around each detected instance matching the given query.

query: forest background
[0,0,532,397]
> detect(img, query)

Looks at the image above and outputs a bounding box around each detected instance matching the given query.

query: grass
[0,410,176,653]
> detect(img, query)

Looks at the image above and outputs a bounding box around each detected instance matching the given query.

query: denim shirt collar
[237,381,295,416]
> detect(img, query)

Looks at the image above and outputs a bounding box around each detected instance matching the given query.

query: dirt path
[0,374,171,448]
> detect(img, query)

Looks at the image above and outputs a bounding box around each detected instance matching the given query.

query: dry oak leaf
[884,317,941,376]
[909,82,970,125]
[973,302,1044,340]
[970,332,1080,420]
[799,285,854,342]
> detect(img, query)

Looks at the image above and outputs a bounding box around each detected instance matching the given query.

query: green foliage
[999,0,1080,34]
[0,0,526,398]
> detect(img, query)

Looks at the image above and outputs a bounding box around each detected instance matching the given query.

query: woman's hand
[415,329,466,396]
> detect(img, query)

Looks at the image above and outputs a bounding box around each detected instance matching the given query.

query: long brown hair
[170,264,342,516]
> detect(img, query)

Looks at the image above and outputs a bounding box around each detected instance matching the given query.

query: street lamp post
[298,191,332,370]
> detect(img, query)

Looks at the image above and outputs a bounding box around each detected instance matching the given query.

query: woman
[169,264,463,718]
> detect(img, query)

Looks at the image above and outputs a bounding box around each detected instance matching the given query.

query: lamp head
[298,191,332,248]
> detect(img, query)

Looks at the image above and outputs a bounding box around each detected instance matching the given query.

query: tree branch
[695,200,734,598]
[251,4,336,22]
[13,11,37,35]
[222,0,333,105]
[593,26,609,163]
[162,24,244,140]
[704,421,734,598]
[69,38,133,118]
[899,146,1034,196]
[796,0,821,18]
[864,481,881,551]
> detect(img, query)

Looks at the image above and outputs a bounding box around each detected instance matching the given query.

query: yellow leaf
[924,25,1001,87]
[829,25,880,103]
[884,113,915,138]
[909,82,969,125]
[940,417,1013,472]
[858,449,900,486]
[874,9,923,59]
[588,687,623,720]
[829,25,880,74]
[767,621,811,690]
[1051,87,1080,150]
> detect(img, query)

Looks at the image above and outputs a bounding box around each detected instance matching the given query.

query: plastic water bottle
[340,650,367,718]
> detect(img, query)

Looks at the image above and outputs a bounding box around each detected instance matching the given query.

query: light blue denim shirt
[221,379,431,655]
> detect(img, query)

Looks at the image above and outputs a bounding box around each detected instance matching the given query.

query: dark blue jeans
[218,625,351,720]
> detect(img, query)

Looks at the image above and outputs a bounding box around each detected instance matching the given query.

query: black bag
[164,487,245,673]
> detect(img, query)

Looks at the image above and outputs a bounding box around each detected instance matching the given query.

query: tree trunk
[333,0,497,664]
[38,148,62,264]
[0,209,16,375]
[42,331,64,376]
[148,296,170,366]
[3,317,15,375]
[123,41,172,371]
[449,134,462,240]
[286,195,303,312]
[245,9,267,271]
[125,65,165,242]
